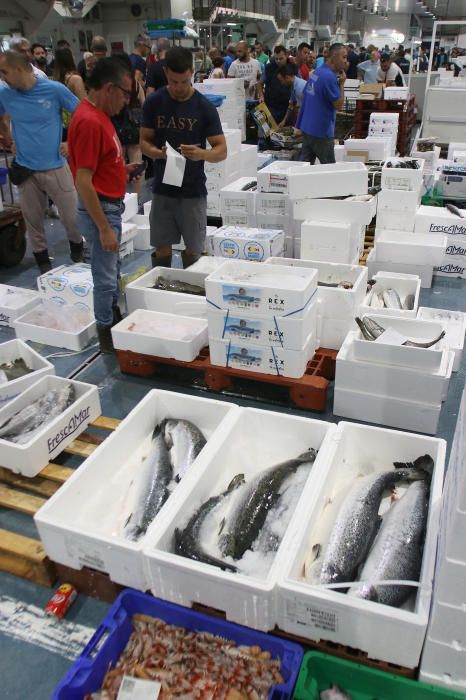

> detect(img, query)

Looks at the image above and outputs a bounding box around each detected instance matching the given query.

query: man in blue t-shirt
[129,35,151,85]
[296,43,347,165]
[0,50,84,272]
[140,47,227,269]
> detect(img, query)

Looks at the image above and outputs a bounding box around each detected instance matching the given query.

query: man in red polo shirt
[68,57,140,353]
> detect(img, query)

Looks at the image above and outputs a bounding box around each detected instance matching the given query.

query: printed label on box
[286,599,339,633]
[70,282,93,298]
[47,405,91,454]
[48,276,68,292]
[227,344,262,368]
[223,316,263,340]
[219,239,241,258]
[434,262,466,276]
[222,285,261,309]
[429,224,466,236]
[243,241,265,261]
[64,535,106,571]
[446,243,466,257]
[269,175,288,191]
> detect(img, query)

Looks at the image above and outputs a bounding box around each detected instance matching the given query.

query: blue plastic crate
[204,94,226,108]
[53,590,303,700]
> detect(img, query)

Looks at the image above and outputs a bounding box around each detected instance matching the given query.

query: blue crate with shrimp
[52,589,304,700]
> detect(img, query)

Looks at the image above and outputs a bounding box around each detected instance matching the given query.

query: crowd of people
[0,32,465,354]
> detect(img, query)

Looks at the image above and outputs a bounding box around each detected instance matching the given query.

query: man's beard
[35,58,47,69]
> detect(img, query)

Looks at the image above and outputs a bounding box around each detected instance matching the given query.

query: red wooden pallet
[117,346,337,412]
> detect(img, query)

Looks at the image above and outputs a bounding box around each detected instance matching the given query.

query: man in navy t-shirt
[129,35,151,84]
[140,47,227,269]
[296,43,347,165]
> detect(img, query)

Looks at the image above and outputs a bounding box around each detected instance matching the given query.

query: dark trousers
[301,133,336,165]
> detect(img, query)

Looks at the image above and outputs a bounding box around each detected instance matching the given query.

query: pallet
[116,346,337,412]
[0,416,121,587]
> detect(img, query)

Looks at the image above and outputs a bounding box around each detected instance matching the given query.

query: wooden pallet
[0,416,121,587]
[117,346,337,412]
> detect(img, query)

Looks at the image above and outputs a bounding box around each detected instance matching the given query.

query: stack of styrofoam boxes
[255,188,298,258]
[206,259,319,378]
[333,313,454,434]
[343,78,360,106]
[417,307,465,373]
[376,189,420,236]
[415,204,466,280]
[343,137,392,163]
[239,144,258,178]
[120,192,139,257]
[448,142,466,161]
[195,78,246,141]
[206,225,284,262]
[205,128,242,218]
[277,421,446,670]
[368,112,399,157]
[258,162,369,261]
[219,178,257,229]
[411,145,441,179]
[383,86,409,100]
[265,257,368,351]
[419,386,466,693]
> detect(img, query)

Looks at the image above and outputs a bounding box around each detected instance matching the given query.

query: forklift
[0,161,27,268]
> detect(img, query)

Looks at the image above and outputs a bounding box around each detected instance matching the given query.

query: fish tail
[200,552,238,573]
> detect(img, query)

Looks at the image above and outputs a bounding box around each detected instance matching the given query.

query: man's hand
[60,142,69,158]
[276,120,286,132]
[99,224,119,253]
[126,162,144,183]
[339,71,347,84]
[179,144,204,161]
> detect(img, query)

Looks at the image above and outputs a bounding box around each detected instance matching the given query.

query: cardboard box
[359,83,383,97]
[37,264,94,311]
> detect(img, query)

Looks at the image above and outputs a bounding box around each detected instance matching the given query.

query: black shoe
[70,240,84,263]
[33,249,52,274]
[97,325,116,354]
[181,252,200,269]
[112,305,123,326]
[151,252,172,269]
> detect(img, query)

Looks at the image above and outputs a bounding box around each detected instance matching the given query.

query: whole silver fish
[370,292,385,309]
[355,316,445,348]
[123,425,173,541]
[349,479,430,606]
[403,294,415,311]
[161,419,206,482]
[319,467,428,586]
[0,385,75,442]
[221,449,317,560]
[382,288,402,309]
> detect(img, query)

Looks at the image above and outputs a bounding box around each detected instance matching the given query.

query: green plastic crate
[293,651,466,700]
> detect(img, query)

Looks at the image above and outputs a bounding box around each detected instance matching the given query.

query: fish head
[228,473,246,491]
[298,448,318,463]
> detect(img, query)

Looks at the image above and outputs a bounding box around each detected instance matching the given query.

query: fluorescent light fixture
[226,22,236,25]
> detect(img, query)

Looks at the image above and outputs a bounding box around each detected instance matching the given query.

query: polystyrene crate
[111,309,208,362]
[35,390,238,590]
[0,339,55,407]
[0,375,101,477]
[415,205,466,236]
[125,267,208,318]
[376,231,447,266]
[14,306,96,351]
[52,590,304,700]
[359,271,421,319]
[417,307,465,372]
[420,637,466,694]
[144,408,336,631]
[121,192,138,222]
[0,284,41,328]
[366,247,434,288]
[277,421,446,667]
[381,158,425,192]
[257,162,368,199]
[293,194,377,226]
[219,178,257,215]
[375,209,416,234]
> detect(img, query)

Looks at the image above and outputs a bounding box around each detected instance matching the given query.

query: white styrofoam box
[134,224,151,251]
[359,271,421,319]
[206,260,318,319]
[196,78,245,102]
[0,375,100,477]
[119,239,134,259]
[112,309,208,362]
[448,142,466,160]
[207,293,318,350]
[255,191,290,217]
[420,637,466,694]
[334,384,442,434]
[209,330,317,378]
[411,146,441,172]
[206,152,242,180]
[265,257,368,322]
[143,200,151,216]
[122,192,138,222]
[256,214,297,237]
[37,264,93,311]
[208,128,242,157]
[35,390,237,590]
[144,408,336,630]
[434,258,466,280]
[258,162,368,199]
[0,285,41,328]
[366,247,434,288]
[453,152,466,164]
[414,205,466,236]
[381,158,425,192]
[284,235,294,258]
[257,152,271,169]
[14,305,96,351]
[125,267,207,318]
[434,555,466,610]
[222,213,256,229]
[188,256,230,275]
[429,598,466,648]
[121,222,138,245]
[301,220,359,265]
[337,332,453,405]
[438,168,466,199]
[277,421,446,666]
[384,86,409,99]
[239,144,258,177]
[376,208,417,235]
[377,188,420,214]
[376,230,447,266]
[0,339,55,407]
[207,192,221,216]
[219,178,256,215]
[353,313,446,372]
[209,226,284,262]
[343,137,391,161]
[131,213,149,227]
[369,112,399,124]
[293,194,377,226]
[417,307,464,372]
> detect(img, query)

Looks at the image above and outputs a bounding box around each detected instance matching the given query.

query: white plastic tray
[125,267,208,318]
[34,390,238,591]
[277,421,446,667]
[0,375,101,477]
[0,284,41,328]
[144,407,336,631]
[112,309,208,362]
[0,339,55,406]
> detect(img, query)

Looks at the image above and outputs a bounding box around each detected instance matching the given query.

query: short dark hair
[381,53,393,64]
[31,43,46,53]
[165,46,193,73]
[274,44,287,55]
[213,56,224,68]
[328,42,345,58]
[277,63,296,78]
[255,41,263,47]
[134,34,149,48]
[0,50,31,70]
[86,56,132,90]
[57,39,70,49]
[112,51,134,74]
[298,42,311,52]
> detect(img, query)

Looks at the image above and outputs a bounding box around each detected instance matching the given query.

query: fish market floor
[0,214,465,698]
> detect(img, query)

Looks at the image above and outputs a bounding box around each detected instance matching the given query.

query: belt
[97,193,124,205]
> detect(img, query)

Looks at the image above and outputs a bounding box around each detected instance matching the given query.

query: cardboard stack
[206,260,319,378]
[195,78,246,140]
[420,386,466,693]
[415,205,466,280]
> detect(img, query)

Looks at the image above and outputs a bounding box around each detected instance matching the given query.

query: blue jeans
[77,198,123,327]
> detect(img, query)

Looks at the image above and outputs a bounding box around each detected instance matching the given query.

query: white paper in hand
[162,142,186,187]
